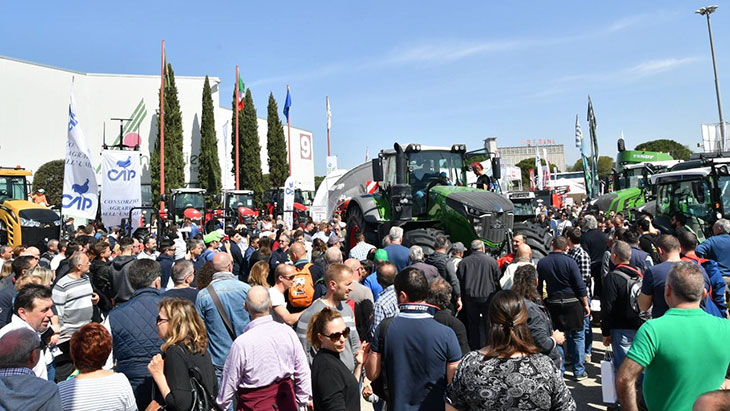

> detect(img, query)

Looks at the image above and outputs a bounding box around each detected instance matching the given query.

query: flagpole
[235,65,240,190]
[287,84,292,176]
[159,40,165,213]
[326,96,331,156]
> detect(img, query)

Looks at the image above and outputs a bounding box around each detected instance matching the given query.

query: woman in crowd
[446,290,575,411]
[148,297,217,411]
[248,261,270,288]
[195,261,216,290]
[57,323,136,411]
[311,238,327,269]
[307,307,363,411]
[15,266,54,289]
[510,265,564,369]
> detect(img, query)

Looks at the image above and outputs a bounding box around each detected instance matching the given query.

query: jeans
[558,329,586,376]
[584,298,592,355]
[610,329,636,374]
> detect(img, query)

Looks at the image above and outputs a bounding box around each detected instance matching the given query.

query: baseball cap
[374,249,389,262]
[471,162,483,170]
[451,242,466,252]
[203,231,224,244]
[38,188,45,193]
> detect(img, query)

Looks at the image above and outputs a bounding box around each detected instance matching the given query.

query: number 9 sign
[300,134,312,160]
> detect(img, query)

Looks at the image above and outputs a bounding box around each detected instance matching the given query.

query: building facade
[498,143,566,172]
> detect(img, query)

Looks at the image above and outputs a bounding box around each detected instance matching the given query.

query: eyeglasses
[156,316,169,324]
[321,327,350,342]
[282,275,296,281]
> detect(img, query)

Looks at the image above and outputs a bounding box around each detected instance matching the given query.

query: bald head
[245,285,271,316]
[344,258,363,280]
[325,247,343,265]
[212,252,233,272]
[20,247,40,258]
[289,242,306,261]
[515,243,532,261]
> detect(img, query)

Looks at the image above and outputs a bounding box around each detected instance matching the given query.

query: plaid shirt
[567,245,592,286]
[369,285,398,340]
[0,367,34,377]
[349,241,376,261]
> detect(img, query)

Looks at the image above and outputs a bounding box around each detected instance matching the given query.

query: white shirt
[0,315,49,380]
[136,250,159,260]
[50,254,65,271]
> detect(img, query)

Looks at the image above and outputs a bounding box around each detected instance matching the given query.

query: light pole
[696,5,727,152]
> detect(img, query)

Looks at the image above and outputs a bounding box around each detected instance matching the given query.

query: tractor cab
[168,188,206,226]
[0,168,29,203]
[222,189,257,222]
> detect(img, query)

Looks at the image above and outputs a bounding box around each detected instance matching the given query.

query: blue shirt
[371,304,461,411]
[536,252,587,299]
[696,234,730,277]
[641,261,710,319]
[363,272,383,302]
[385,244,411,272]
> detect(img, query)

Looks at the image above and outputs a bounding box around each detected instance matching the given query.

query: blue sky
[2,1,729,174]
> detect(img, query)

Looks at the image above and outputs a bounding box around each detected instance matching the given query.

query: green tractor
[344,143,514,255]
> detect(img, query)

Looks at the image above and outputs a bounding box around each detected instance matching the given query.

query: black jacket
[433,308,470,357]
[425,251,461,298]
[581,229,607,276]
[229,242,246,282]
[600,264,643,336]
[111,255,136,305]
[89,258,113,312]
[455,251,501,302]
[524,299,561,369]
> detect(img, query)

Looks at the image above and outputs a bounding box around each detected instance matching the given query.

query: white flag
[62,93,99,220]
[283,176,296,229]
[326,97,332,131]
[535,144,543,190]
[543,148,550,183]
[575,114,583,150]
[101,151,142,228]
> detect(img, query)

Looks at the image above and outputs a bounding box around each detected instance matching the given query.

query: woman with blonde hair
[148,297,217,411]
[248,261,270,288]
[446,290,576,411]
[0,260,13,289]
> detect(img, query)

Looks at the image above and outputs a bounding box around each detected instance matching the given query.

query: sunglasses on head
[321,327,350,342]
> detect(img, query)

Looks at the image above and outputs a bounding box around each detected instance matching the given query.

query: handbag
[601,350,617,404]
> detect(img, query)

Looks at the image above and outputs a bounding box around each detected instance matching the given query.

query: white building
[0,55,315,203]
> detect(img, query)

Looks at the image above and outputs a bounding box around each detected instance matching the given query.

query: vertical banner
[283,176,296,229]
[529,169,536,191]
[326,156,338,174]
[101,151,142,228]
[62,93,99,220]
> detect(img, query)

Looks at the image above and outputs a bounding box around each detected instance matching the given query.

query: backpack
[288,263,315,308]
[611,265,649,321]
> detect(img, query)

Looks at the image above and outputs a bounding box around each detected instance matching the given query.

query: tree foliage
[572,155,615,178]
[198,76,222,207]
[515,157,559,189]
[266,93,289,188]
[231,88,265,209]
[151,63,186,206]
[32,160,65,207]
[635,139,692,161]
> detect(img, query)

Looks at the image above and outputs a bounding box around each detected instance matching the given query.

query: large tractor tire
[345,203,378,251]
[403,228,446,256]
[514,221,553,258]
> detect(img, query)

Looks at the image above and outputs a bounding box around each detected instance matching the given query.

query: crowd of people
[3,204,730,410]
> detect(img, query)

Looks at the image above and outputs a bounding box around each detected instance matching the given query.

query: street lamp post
[696,5,727,152]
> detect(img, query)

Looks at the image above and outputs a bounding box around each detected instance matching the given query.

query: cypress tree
[232,88,265,209]
[151,63,186,206]
[266,92,289,188]
[198,76,222,207]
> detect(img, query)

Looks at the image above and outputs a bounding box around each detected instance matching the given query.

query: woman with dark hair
[510,264,564,368]
[57,323,136,410]
[148,297,217,411]
[307,307,363,411]
[311,238,327,269]
[195,261,216,290]
[446,290,576,411]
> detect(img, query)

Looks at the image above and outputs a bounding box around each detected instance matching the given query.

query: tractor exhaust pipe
[394,143,407,185]
[391,143,413,222]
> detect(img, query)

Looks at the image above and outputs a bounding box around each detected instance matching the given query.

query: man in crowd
[0,255,37,328]
[312,222,331,243]
[196,253,251,378]
[408,246,439,280]
[679,229,726,317]
[162,260,198,303]
[39,239,59,269]
[136,236,158,260]
[0,284,54,379]
[243,236,260,279]
[580,214,607,298]
[50,240,68,272]
[201,232,223,263]
[637,215,661,264]
[189,238,205,273]
[369,261,398,340]
[89,241,113,313]
[364,249,389,301]
[0,329,62,410]
[156,239,177,290]
[269,233,291,276]
[217,286,312,410]
[52,251,98,381]
[269,264,303,325]
[566,227,593,360]
[447,242,465,274]
[696,218,730,301]
[289,241,326,305]
[617,262,730,411]
[497,232,525,271]
[349,232,375,260]
[619,230,654,274]
[0,245,12,266]
[365,267,461,410]
[107,259,164,410]
[110,237,137,306]
[344,258,374,304]
[296,263,360,370]
[457,240,502,350]
[226,228,247,282]
[425,234,462,311]
[500,243,533,290]
[537,236,589,380]
[384,227,410,271]
[601,241,644,377]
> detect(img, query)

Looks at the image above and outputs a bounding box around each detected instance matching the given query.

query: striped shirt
[58,372,136,411]
[295,299,360,372]
[52,274,94,343]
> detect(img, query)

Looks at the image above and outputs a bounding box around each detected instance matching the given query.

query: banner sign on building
[283,176,296,229]
[101,150,142,228]
[62,93,99,220]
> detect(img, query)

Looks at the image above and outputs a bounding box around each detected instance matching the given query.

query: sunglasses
[321,327,350,342]
[156,316,169,324]
[282,275,296,281]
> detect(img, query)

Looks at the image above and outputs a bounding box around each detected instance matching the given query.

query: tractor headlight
[20,217,41,228]
[53,219,62,226]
